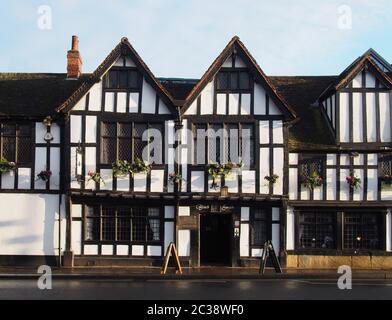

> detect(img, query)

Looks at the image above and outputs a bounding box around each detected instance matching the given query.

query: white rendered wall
[0,194,66,256]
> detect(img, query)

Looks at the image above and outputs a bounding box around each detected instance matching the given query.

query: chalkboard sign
[161,242,182,275]
[259,240,282,275]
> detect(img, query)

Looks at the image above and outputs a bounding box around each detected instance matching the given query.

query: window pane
[147,219,160,241]
[101,137,116,164]
[239,72,250,90]
[85,207,100,241]
[101,123,116,164]
[149,124,163,164]
[241,124,254,167]
[251,221,267,246]
[118,123,131,161]
[208,124,222,163]
[117,208,131,241]
[118,70,128,88]
[299,223,315,248]
[102,123,116,137]
[128,70,140,89]
[134,124,147,161]
[230,72,238,90]
[2,136,15,161]
[2,124,16,136]
[148,208,160,217]
[17,136,32,163]
[194,124,206,165]
[102,207,115,241]
[343,213,381,250]
[299,212,335,249]
[107,70,118,88]
[226,124,238,163]
[217,72,228,90]
[132,216,146,241]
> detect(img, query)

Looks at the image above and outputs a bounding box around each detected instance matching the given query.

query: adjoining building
[0,36,391,269]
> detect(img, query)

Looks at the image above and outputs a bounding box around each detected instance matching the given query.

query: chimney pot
[71,35,79,51]
[67,35,82,79]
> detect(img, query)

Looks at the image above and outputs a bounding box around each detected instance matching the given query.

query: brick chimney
[67,35,82,79]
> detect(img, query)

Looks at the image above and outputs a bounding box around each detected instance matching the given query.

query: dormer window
[104,68,142,90]
[216,70,251,92]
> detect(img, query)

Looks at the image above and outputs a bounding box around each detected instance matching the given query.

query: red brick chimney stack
[67,35,82,79]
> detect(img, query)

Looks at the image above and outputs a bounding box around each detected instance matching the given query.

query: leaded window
[101,122,163,165]
[104,69,142,90]
[85,206,100,241]
[0,123,32,164]
[216,70,251,91]
[193,123,254,167]
[250,209,268,246]
[298,212,335,249]
[343,213,382,250]
[299,155,324,180]
[84,206,162,243]
[379,154,392,177]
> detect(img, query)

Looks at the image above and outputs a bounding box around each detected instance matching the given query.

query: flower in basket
[43,116,53,127]
[0,158,16,174]
[112,160,132,177]
[207,161,241,189]
[264,174,279,185]
[380,175,392,189]
[302,171,323,191]
[346,173,361,190]
[131,158,152,175]
[37,170,52,182]
[88,171,104,185]
[168,172,183,185]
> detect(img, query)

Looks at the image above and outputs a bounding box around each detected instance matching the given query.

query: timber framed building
[1,35,392,269]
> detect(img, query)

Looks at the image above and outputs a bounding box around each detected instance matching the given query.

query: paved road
[0,278,391,300]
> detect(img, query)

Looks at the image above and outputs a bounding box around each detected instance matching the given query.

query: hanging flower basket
[264,174,279,185]
[0,158,16,174]
[112,158,152,177]
[346,173,361,190]
[301,172,323,191]
[131,158,151,175]
[43,116,53,127]
[37,170,52,182]
[381,175,392,189]
[207,162,241,189]
[112,160,132,177]
[88,171,104,185]
[168,172,183,185]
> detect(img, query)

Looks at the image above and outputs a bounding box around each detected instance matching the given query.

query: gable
[346,68,387,89]
[182,37,296,119]
[58,38,175,116]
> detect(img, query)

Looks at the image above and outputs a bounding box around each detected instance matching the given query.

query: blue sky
[0,0,391,78]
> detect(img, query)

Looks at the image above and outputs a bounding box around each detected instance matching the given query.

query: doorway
[200,214,232,266]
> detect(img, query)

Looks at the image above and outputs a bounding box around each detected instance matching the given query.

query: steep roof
[56,37,177,114]
[181,36,297,120]
[0,73,88,118]
[159,78,198,103]
[319,49,392,100]
[270,76,338,150]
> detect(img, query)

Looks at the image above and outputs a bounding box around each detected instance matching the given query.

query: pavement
[1,266,392,280]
